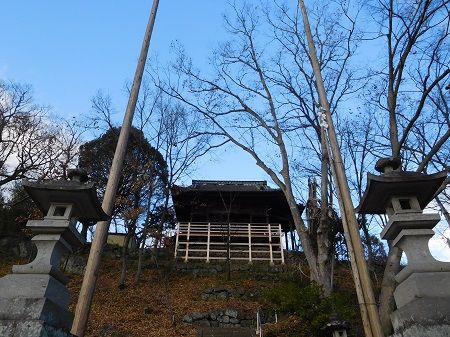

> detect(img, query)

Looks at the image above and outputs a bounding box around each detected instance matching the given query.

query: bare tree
[88,82,215,283]
[0,81,61,185]
[51,119,86,179]
[363,0,450,333]
[134,82,221,283]
[340,114,383,267]
[156,0,362,295]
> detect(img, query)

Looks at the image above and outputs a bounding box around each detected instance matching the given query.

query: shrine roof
[171,180,303,230]
[185,180,275,192]
[171,180,286,205]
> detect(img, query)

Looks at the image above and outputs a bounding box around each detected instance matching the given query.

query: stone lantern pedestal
[358,158,449,337]
[0,169,108,337]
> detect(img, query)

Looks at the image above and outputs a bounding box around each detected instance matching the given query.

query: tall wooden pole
[71,1,160,336]
[297,1,383,337]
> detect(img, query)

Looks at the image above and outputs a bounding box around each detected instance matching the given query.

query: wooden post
[206,222,211,263]
[185,222,191,262]
[279,224,285,265]
[174,223,180,258]
[228,222,231,260]
[71,1,159,336]
[248,223,252,263]
[256,311,261,336]
[268,223,273,265]
[297,1,383,336]
[331,175,372,336]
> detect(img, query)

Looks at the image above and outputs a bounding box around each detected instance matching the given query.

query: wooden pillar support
[206,222,211,263]
[184,222,191,262]
[248,223,252,264]
[268,223,274,265]
[174,223,180,258]
[279,224,285,265]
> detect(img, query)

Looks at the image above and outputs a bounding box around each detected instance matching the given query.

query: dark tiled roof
[188,180,275,192]
[170,180,304,231]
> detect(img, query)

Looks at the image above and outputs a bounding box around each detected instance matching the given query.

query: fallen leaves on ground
[68,259,264,337]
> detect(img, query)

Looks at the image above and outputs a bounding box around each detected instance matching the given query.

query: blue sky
[0,0,267,182]
[2,1,449,259]
[1,1,225,116]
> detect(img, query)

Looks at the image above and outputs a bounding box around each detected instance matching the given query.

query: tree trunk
[118,231,131,289]
[134,166,157,284]
[118,220,137,288]
[134,199,154,283]
[317,136,332,296]
[284,183,320,283]
[361,215,374,270]
[151,235,160,261]
[135,227,148,284]
[150,189,170,265]
[379,241,402,335]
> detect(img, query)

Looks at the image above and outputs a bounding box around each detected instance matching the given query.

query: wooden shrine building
[171,180,299,264]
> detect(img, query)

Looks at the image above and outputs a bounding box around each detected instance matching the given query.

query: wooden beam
[174,223,180,258]
[71,2,159,336]
[248,223,252,263]
[279,224,285,265]
[297,1,383,336]
[268,224,274,265]
[185,222,191,262]
[206,222,211,263]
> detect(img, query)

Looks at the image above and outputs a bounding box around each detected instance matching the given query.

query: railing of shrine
[174,222,285,264]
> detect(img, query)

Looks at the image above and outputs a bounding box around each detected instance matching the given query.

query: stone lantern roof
[22,168,109,222]
[321,314,350,336]
[357,157,447,214]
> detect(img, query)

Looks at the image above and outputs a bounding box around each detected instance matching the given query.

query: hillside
[1,253,365,337]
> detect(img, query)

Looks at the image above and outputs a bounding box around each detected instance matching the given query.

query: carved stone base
[394,272,450,308]
[0,319,73,337]
[0,274,73,337]
[390,298,450,337]
[0,274,70,309]
[0,297,73,337]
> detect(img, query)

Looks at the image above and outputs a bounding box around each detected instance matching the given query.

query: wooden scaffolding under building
[175,222,285,264]
[171,180,302,265]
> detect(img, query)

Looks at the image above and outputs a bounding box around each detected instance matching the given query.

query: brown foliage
[68,259,263,337]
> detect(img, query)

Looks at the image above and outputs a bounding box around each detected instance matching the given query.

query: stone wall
[0,236,33,258]
[183,309,254,328]
[175,261,288,278]
[198,327,254,337]
[63,254,87,274]
[175,251,306,277]
[200,287,260,301]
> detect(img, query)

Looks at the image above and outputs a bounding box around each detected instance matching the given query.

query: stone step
[198,327,254,337]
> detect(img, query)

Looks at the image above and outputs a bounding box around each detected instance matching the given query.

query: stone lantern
[321,314,350,337]
[0,169,108,337]
[358,157,449,336]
